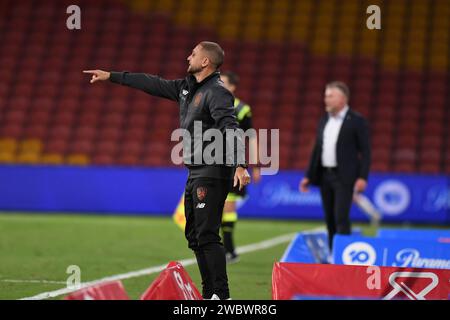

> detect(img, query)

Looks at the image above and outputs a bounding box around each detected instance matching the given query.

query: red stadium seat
[74,126,97,141]
[96,141,118,156]
[23,125,47,140]
[46,139,68,154]
[1,124,22,139]
[92,154,115,166]
[70,140,94,154]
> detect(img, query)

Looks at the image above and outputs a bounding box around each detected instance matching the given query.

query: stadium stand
[0,0,448,173]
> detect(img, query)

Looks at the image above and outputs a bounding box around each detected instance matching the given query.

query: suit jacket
[306,109,371,186]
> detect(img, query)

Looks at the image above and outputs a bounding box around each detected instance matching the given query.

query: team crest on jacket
[196,186,207,201]
[194,93,203,107]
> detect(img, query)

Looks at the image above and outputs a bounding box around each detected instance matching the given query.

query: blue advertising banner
[0,165,448,224]
[0,165,187,215]
[377,229,450,242]
[332,235,450,269]
[239,171,449,223]
[281,229,362,264]
[281,231,330,264]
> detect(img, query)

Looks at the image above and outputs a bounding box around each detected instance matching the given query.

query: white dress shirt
[321,106,349,167]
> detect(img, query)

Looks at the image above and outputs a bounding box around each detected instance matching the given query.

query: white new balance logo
[196,203,206,209]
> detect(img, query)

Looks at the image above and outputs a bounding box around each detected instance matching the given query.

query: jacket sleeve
[356,116,371,180]
[109,71,184,102]
[306,142,319,180]
[305,118,324,181]
[207,87,246,167]
[238,111,254,132]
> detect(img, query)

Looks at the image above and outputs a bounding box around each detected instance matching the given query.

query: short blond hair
[199,41,225,69]
[326,81,350,100]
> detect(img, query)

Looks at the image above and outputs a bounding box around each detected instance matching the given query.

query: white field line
[1,279,67,284]
[20,230,317,300]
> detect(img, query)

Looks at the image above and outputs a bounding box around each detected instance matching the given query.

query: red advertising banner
[65,281,129,300]
[140,261,203,300]
[272,262,450,300]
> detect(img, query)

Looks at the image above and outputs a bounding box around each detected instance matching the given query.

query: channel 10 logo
[342,242,377,266]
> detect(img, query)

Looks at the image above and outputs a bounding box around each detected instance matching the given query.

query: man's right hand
[299,177,310,193]
[83,70,110,83]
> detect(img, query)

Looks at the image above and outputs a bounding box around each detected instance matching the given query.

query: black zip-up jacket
[109,71,245,179]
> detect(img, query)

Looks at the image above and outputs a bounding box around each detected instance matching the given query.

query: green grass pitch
[0,212,420,300]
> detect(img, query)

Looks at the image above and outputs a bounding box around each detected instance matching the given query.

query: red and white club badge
[196,187,207,201]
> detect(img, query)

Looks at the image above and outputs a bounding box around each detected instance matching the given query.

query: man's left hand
[252,167,262,184]
[354,178,367,193]
[234,167,251,191]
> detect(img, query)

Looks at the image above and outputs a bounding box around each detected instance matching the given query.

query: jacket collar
[328,105,349,120]
[186,71,220,91]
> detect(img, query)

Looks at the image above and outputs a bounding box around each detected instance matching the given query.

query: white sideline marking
[19,231,304,300]
[1,279,67,284]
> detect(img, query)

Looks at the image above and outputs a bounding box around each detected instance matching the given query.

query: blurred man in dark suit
[299,81,371,250]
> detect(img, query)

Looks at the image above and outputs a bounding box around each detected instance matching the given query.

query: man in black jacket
[84,41,250,300]
[299,81,370,250]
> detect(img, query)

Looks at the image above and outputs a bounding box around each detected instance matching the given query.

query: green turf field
[0,213,408,300]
